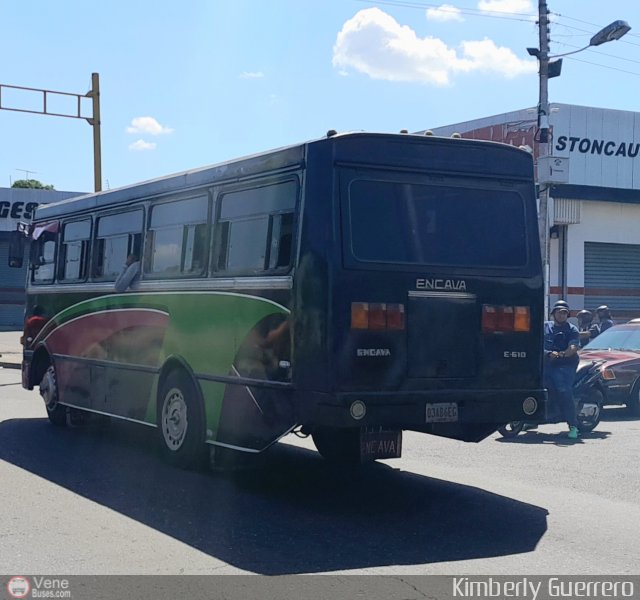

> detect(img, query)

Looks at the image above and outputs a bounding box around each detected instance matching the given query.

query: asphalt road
[1,365,639,575]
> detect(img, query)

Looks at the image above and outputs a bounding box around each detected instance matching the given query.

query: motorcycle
[498,359,604,438]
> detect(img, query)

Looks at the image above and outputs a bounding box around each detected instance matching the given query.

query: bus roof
[34,131,533,221]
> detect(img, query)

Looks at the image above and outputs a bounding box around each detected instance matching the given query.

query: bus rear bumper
[300,389,547,441]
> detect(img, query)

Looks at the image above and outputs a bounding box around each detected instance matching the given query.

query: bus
[9,131,545,469]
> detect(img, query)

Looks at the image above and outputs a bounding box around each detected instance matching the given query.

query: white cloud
[128,139,157,151]
[126,116,173,135]
[457,38,538,77]
[332,8,536,86]
[239,71,265,79]
[426,5,463,22]
[477,0,533,13]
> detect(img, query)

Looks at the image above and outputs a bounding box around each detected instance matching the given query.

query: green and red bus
[9,131,545,468]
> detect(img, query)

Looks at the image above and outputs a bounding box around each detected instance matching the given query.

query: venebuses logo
[7,576,31,599]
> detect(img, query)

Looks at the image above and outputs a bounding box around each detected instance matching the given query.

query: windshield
[347,179,528,268]
[583,326,640,351]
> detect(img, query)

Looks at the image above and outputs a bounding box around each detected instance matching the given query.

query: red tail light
[351,302,405,330]
[386,303,405,330]
[369,303,387,329]
[497,306,514,331]
[483,305,530,333]
[482,305,498,333]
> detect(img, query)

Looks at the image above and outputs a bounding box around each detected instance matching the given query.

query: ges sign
[0,201,39,220]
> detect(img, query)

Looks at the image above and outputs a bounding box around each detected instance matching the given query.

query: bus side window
[94,210,143,280]
[59,219,91,282]
[215,180,297,275]
[31,234,57,284]
[148,196,208,277]
[269,212,294,269]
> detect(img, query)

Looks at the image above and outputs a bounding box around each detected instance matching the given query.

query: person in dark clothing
[594,305,614,336]
[576,309,593,348]
[544,300,580,439]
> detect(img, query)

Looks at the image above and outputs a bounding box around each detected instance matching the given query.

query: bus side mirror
[8,230,25,268]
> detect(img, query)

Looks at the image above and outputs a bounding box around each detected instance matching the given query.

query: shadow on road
[495,429,611,445]
[0,417,548,574]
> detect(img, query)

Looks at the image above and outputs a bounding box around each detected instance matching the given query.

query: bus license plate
[360,429,402,462]
[426,402,458,423]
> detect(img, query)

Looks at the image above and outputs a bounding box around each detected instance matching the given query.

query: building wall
[547,200,640,316]
[0,187,82,329]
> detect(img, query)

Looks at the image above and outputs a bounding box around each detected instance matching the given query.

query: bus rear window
[347,179,528,268]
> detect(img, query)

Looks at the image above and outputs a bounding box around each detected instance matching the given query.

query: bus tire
[497,421,524,438]
[157,369,206,470]
[312,427,361,465]
[39,364,67,427]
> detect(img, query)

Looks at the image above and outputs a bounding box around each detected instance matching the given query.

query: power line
[551,40,640,66]
[355,0,536,23]
[357,1,640,65]
[564,55,640,78]
[550,19,640,47]
[551,11,640,40]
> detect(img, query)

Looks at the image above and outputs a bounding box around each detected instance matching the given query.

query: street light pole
[532,6,630,317]
[537,0,551,318]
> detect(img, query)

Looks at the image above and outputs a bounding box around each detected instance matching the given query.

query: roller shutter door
[584,242,640,314]
[0,240,27,328]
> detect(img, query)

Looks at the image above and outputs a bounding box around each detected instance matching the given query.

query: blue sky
[1,0,638,193]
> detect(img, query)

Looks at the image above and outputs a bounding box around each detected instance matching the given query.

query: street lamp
[530,2,630,316]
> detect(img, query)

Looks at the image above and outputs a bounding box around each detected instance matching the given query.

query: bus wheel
[157,370,206,469]
[497,421,524,438]
[39,364,67,427]
[312,427,361,465]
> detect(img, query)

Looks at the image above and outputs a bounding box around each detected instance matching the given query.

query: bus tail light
[351,302,369,329]
[369,303,387,329]
[386,303,405,330]
[514,306,531,332]
[482,305,531,333]
[351,302,405,330]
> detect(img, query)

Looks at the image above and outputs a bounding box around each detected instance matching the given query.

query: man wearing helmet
[594,305,614,337]
[544,300,580,439]
[576,309,593,348]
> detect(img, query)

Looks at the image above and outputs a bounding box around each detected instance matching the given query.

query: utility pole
[0,73,102,192]
[537,0,551,317]
[530,6,630,317]
[87,73,102,193]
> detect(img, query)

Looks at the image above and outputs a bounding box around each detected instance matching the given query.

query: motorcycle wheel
[576,387,603,433]
[498,421,525,438]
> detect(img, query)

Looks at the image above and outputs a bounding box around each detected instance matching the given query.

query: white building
[0,187,81,328]
[427,103,640,320]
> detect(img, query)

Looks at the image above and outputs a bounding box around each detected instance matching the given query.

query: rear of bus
[296,133,545,457]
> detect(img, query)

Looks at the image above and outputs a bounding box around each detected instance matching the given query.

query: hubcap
[162,387,188,451]
[40,367,57,409]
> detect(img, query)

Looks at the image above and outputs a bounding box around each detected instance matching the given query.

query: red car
[579,320,640,415]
